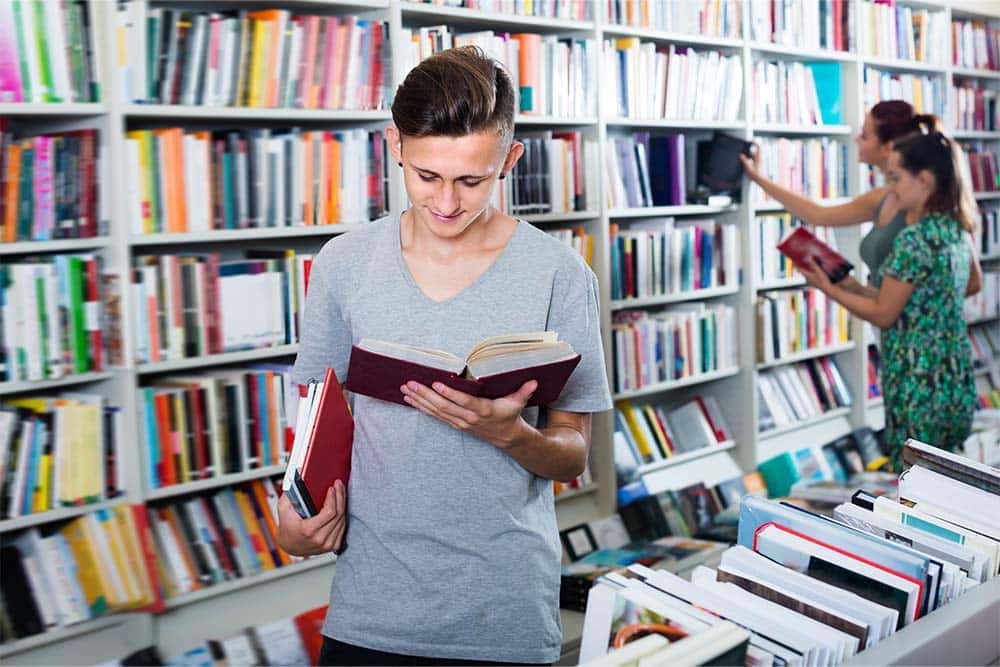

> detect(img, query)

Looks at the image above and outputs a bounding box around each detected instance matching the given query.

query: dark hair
[391,46,516,146]
[892,132,976,232]
[869,100,942,144]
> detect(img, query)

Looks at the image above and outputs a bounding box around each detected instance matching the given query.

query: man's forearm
[500,419,589,483]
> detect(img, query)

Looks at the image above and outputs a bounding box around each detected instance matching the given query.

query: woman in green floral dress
[799,132,979,469]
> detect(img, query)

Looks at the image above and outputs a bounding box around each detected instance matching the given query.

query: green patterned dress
[880,213,977,470]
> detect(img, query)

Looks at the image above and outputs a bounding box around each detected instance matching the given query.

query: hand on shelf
[276,481,347,557]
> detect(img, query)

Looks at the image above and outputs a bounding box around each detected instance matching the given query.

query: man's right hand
[276,480,347,556]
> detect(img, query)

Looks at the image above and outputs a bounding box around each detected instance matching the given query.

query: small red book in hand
[345,332,581,408]
[777,226,854,283]
[283,368,353,518]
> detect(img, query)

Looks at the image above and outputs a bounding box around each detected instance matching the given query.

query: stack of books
[750,137,848,205]
[614,396,731,468]
[863,67,945,116]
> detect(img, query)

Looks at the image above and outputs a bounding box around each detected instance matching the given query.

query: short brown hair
[391,46,516,146]
[893,132,977,233]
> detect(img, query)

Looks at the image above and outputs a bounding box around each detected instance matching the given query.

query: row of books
[756,287,851,364]
[750,137,849,205]
[758,356,853,433]
[965,273,1000,322]
[405,0,592,20]
[863,67,945,116]
[951,83,998,133]
[963,148,998,193]
[969,324,999,374]
[605,133,686,209]
[952,18,1000,71]
[141,365,294,489]
[757,214,841,285]
[509,131,599,215]
[116,6,388,110]
[609,218,740,301]
[748,0,852,53]
[1,255,105,382]
[546,227,594,267]
[0,126,103,242]
[125,127,387,235]
[976,209,998,257]
[861,0,948,65]
[131,251,310,364]
[603,41,742,122]
[751,60,841,127]
[147,478,300,598]
[0,0,99,103]
[1,394,122,520]
[399,27,597,118]
[1,506,160,643]
[604,0,741,38]
[610,304,738,393]
[867,343,882,400]
[614,395,731,468]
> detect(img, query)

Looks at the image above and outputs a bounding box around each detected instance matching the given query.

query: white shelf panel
[642,444,743,494]
[862,56,948,73]
[758,407,852,441]
[554,482,599,503]
[605,118,745,130]
[951,66,1000,80]
[954,130,1000,140]
[756,341,855,369]
[136,345,300,375]
[974,191,1000,200]
[599,25,743,50]
[752,123,853,136]
[129,224,365,246]
[748,42,857,62]
[400,3,594,31]
[0,496,130,534]
[757,277,807,291]
[613,367,741,401]
[0,371,115,397]
[0,237,112,255]
[754,196,853,213]
[519,211,599,224]
[608,204,737,218]
[637,440,737,477]
[756,411,853,463]
[0,102,106,116]
[967,314,1000,326]
[146,465,285,501]
[611,285,740,310]
[124,104,391,122]
[163,553,337,610]
[516,115,597,126]
[0,615,129,659]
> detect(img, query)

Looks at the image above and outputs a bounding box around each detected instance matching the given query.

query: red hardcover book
[777,226,854,283]
[294,606,329,666]
[345,334,581,409]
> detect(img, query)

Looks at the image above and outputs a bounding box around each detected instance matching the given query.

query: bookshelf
[1,0,998,663]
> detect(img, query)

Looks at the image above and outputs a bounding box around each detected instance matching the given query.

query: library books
[605,133,686,210]
[965,272,1000,321]
[125,127,388,234]
[511,131,599,216]
[614,395,731,468]
[962,147,998,193]
[903,437,1000,496]
[751,60,828,127]
[757,357,853,431]
[611,303,738,393]
[0,505,162,644]
[603,40,742,122]
[345,332,580,408]
[757,213,840,284]
[0,125,102,242]
[131,251,310,363]
[748,0,852,52]
[406,0,592,20]
[610,217,739,300]
[863,66,945,116]
[141,364,294,489]
[751,137,848,205]
[951,82,998,133]
[978,209,999,257]
[756,288,851,364]
[861,1,948,65]
[115,7,389,110]
[0,0,99,103]
[605,0,741,38]
[283,368,353,519]
[1,394,123,519]
[1,254,105,382]
[952,18,1000,71]
[546,227,594,267]
[777,225,854,283]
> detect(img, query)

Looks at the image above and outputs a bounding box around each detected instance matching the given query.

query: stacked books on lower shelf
[757,355,853,433]
[578,439,1000,666]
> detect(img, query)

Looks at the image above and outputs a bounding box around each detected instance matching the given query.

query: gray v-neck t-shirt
[291,215,612,663]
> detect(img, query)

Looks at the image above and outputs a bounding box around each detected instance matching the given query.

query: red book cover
[693,396,725,443]
[128,505,167,613]
[84,257,103,370]
[298,368,354,514]
[154,392,176,486]
[777,226,853,283]
[294,606,329,666]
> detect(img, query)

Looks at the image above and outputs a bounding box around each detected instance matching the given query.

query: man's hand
[399,379,537,450]
[276,480,347,557]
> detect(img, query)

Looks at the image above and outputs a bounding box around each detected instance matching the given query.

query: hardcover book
[345,332,581,407]
[777,226,854,283]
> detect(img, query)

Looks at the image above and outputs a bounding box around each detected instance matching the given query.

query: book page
[466,342,576,379]
[357,339,465,374]
[465,331,558,361]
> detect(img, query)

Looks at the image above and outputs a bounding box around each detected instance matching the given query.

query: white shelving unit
[2,0,998,663]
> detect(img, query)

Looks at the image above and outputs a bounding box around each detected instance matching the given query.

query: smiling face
[387,126,523,240]
[885,150,933,215]
[855,113,893,169]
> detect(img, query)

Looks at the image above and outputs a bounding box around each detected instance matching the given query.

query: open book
[777,226,854,283]
[345,332,581,407]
